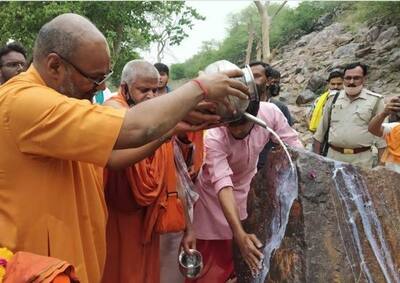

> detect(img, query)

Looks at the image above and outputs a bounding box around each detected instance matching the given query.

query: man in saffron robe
[103,60,200,283]
[0,14,250,283]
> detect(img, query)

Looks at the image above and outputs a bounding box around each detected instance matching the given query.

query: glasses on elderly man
[51,51,113,86]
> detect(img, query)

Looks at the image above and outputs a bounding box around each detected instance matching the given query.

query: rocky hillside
[272,21,400,146]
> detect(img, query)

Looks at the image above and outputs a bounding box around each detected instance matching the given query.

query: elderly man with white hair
[102,60,199,283]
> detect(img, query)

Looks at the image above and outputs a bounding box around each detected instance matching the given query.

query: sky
[142,0,299,65]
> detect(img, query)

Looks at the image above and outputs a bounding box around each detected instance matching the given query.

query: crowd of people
[0,12,399,283]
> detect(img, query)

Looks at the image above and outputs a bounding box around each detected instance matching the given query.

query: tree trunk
[245,20,255,64]
[254,0,270,63]
[256,40,262,61]
[112,24,124,59]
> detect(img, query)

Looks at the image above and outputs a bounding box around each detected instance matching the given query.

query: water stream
[251,166,298,283]
[250,123,298,283]
[332,163,400,283]
[244,112,294,170]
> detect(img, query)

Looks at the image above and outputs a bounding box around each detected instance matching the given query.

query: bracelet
[191,79,208,99]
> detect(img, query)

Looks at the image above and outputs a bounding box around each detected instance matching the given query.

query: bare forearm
[107,138,167,170]
[218,187,245,236]
[368,112,387,137]
[115,82,203,149]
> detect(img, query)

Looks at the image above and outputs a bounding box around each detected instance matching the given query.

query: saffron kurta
[0,66,126,283]
[103,93,180,283]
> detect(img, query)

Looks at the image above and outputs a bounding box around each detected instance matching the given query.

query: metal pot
[203,60,259,123]
[178,249,203,279]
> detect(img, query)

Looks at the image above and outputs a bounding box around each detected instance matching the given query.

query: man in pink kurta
[188,102,303,282]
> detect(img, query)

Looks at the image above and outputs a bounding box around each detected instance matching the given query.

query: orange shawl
[186,131,204,174]
[4,252,78,283]
[105,91,177,243]
[382,124,400,164]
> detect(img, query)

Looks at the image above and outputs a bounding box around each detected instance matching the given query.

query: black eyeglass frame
[51,51,113,86]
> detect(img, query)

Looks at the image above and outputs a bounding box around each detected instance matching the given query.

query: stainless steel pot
[178,249,203,279]
[203,60,259,123]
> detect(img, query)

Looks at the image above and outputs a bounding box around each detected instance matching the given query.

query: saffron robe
[0,66,126,283]
[103,93,179,283]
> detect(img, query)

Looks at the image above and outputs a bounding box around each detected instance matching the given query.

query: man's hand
[172,121,210,136]
[183,101,220,126]
[234,231,264,277]
[196,69,249,113]
[181,228,196,254]
[383,96,400,116]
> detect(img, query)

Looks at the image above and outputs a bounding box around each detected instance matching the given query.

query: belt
[329,144,371,154]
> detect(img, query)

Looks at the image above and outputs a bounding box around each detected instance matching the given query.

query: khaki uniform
[314,88,386,168]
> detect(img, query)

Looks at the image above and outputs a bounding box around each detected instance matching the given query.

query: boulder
[355,46,373,58]
[333,43,359,58]
[296,89,316,105]
[376,26,399,44]
[295,74,305,84]
[365,26,381,42]
[305,75,326,93]
[234,148,400,283]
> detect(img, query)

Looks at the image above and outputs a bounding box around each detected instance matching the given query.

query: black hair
[154,62,169,76]
[343,62,368,76]
[0,42,27,65]
[265,66,280,79]
[249,61,269,68]
[327,69,344,81]
[249,61,271,78]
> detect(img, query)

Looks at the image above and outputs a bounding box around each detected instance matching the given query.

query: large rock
[234,148,400,283]
[305,75,326,93]
[296,89,316,105]
[333,43,360,58]
[376,26,399,44]
[365,26,381,42]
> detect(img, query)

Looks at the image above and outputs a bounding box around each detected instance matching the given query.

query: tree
[148,2,205,62]
[254,0,271,62]
[0,1,203,86]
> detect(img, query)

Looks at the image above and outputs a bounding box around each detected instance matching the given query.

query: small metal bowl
[178,249,203,279]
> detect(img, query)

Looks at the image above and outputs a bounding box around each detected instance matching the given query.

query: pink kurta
[193,102,303,240]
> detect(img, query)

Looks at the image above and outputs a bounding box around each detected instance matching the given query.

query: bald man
[0,13,248,283]
[103,60,196,283]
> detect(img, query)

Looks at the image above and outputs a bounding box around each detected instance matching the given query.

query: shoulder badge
[365,89,383,98]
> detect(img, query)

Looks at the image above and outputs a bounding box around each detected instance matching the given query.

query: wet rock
[296,89,316,105]
[234,148,400,283]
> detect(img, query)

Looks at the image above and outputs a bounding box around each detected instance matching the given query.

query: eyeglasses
[343,76,363,82]
[52,51,113,86]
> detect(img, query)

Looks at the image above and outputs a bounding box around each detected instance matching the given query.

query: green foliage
[171,1,342,80]
[0,1,203,86]
[349,1,400,24]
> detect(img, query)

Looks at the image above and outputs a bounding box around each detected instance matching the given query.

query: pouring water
[243,112,295,170]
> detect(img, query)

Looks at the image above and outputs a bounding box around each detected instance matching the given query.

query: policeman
[313,62,386,168]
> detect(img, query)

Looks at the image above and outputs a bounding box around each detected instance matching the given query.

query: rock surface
[234,147,400,283]
[274,21,400,146]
